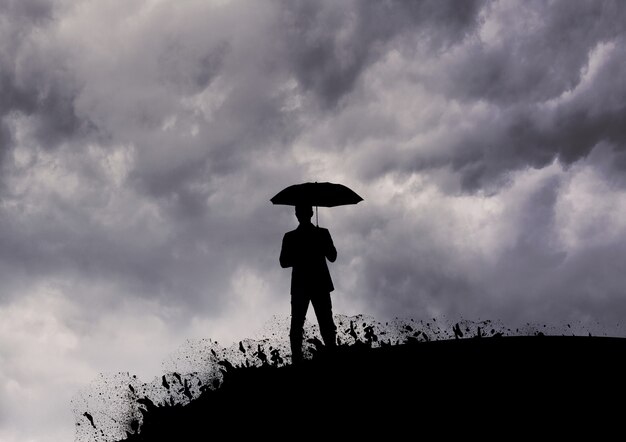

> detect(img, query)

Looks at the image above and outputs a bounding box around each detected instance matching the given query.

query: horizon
[2,1,626,440]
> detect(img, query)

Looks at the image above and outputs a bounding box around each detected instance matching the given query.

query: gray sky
[2,0,626,440]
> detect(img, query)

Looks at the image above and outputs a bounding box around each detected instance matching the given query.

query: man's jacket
[280,223,337,295]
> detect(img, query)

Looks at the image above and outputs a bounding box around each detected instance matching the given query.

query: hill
[117,335,626,440]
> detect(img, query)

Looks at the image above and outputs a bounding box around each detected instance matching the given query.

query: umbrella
[271,181,363,225]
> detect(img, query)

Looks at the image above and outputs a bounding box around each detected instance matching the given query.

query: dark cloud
[0,0,89,172]
[282,0,486,108]
[441,1,626,105]
[1,0,53,22]
[393,0,626,190]
[345,165,626,333]
[157,40,230,95]
[451,37,626,190]
[1,0,625,323]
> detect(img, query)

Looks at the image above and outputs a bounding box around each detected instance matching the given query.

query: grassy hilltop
[117,334,626,440]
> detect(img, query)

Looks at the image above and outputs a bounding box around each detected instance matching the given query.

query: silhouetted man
[280,205,337,363]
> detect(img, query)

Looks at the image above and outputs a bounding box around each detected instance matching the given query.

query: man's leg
[311,292,336,349]
[290,294,309,364]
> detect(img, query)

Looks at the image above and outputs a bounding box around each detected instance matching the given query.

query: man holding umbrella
[272,182,363,364]
[280,204,338,363]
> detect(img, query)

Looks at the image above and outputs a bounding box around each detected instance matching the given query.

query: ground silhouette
[116,333,626,440]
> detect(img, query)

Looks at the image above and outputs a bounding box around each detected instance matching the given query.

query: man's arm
[324,229,337,263]
[279,234,293,268]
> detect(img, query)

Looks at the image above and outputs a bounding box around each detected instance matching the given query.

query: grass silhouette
[116,333,626,440]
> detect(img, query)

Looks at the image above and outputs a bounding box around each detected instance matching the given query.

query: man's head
[295,205,313,224]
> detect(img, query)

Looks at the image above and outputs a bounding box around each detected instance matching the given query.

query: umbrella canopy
[270,182,363,207]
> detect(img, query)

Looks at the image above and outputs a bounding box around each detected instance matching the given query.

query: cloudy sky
[2,0,626,440]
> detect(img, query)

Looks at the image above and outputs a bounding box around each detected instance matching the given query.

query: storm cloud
[2,1,626,440]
